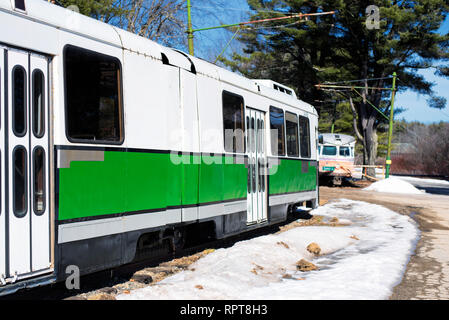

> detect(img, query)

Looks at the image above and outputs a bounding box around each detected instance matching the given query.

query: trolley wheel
[173,228,186,251]
[332,176,342,186]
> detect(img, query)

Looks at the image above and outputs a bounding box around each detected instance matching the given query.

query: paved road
[320,186,449,300]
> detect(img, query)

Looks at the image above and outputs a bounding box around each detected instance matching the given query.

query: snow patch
[117,199,419,300]
[364,177,425,194]
[392,175,449,186]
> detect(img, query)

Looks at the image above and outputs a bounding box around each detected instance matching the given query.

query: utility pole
[315,74,398,180]
[385,72,397,179]
[331,102,336,133]
[187,0,194,55]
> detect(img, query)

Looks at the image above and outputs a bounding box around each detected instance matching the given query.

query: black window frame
[13,145,28,218]
[222,90,246,154]
[285,111,299,157]
[32,69,45,139]
[0,149,1,216]
[12,65,27,138]
[251,117,255,153]
[32,146,46,216]
[269,106,286,156]
[298,115,311,158]
[63,44,125,145]
[0,65,2,131]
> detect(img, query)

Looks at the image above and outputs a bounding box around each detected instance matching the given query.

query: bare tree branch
[349,95,365,145]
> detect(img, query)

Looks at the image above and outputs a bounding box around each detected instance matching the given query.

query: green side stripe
[58,151,317,221]
[268,159,317,195]
[58,152,247,221]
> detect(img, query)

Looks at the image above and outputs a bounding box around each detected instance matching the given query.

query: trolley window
[13,66,27,137]
[269,106,285,156]
[14,0,26,11]
[251,117,255,153]
[33,147,46,215]
[340,146,350,157]
[298,115,310,158]
[285,112,299,157]
[13,146,27,217]
[0,67,1,131]
[64,45,123,144]
[322,146,337,156]
[222,91,245,153]
[32,70,45,138]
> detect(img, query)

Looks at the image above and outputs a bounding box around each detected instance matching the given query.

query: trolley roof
[1,0,317,115]
[319,133,356,145]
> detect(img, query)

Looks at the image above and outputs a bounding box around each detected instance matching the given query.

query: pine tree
[222,0,449,175]
[58,0,124,21]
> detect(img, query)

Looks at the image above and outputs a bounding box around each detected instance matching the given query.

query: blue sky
[189,2,449,124]
[396,17,449,124]
[396,67,449,123]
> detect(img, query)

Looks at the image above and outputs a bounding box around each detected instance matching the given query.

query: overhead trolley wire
[191,11,335,33]
[190,5,299,15]
[323,76,393,85]
[245,20,304,30]
[324,85,423,139]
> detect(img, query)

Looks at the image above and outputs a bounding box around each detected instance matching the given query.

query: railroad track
[2,212,305,300]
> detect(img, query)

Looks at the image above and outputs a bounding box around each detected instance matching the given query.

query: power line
[194,20,303,32]
[245,20,303,30]
[330,88,423,139]
[439,108,449,119]
[191,5,296,15]
[323,76,393,85]
[190,11,334,33]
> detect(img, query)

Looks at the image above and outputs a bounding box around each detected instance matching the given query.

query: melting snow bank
[364,177,425,194]
[117,199,419,300]
[391,175,449,186]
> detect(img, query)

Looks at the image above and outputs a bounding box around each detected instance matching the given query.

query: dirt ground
[320,183,449,300]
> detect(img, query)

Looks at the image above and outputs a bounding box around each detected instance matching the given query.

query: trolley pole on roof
[385,72,397,179]
[187,0,194,55]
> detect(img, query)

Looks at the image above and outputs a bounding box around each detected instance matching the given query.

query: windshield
[340,146,350,157]
[322,146,337,156]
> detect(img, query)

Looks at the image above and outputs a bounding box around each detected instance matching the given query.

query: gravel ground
[67,214,347,300]
[67,249,217,300]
